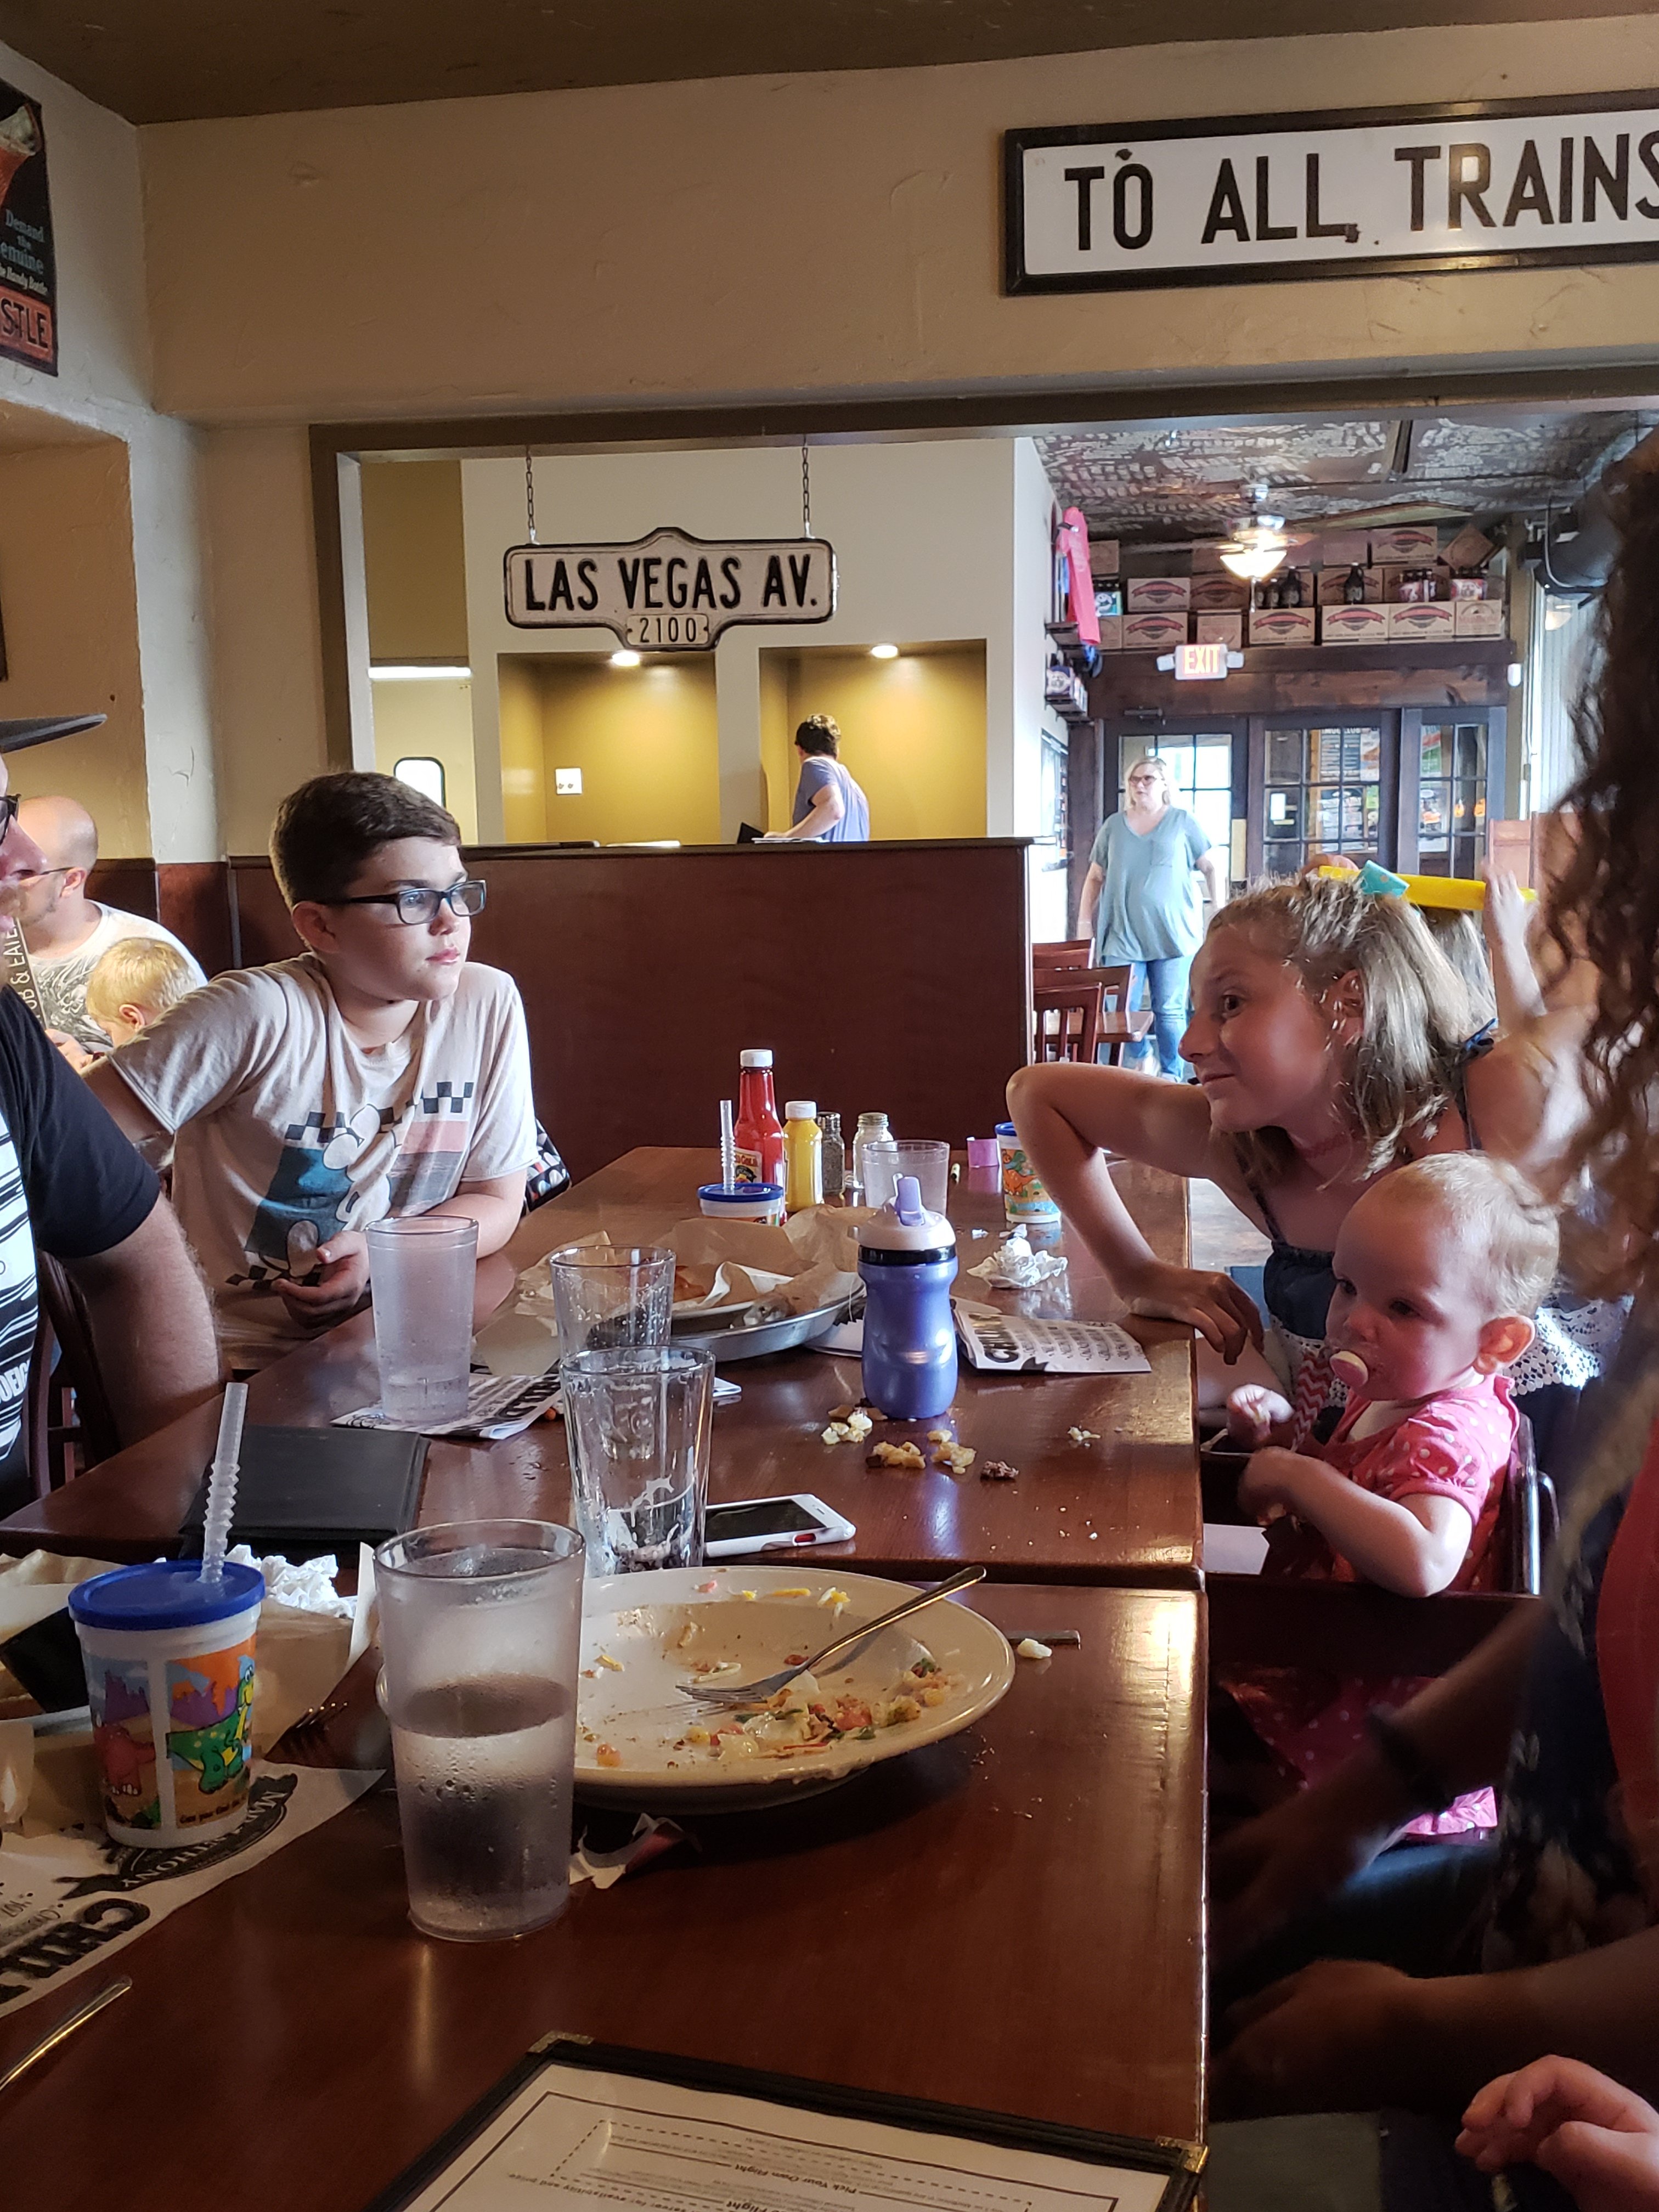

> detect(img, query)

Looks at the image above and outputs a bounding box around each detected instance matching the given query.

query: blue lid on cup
[995,1121,1017,1137]
[69,1560,264,1633]
[697,1182,784,1206]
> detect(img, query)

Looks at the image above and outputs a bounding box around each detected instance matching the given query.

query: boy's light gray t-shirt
[109,953,536,1364]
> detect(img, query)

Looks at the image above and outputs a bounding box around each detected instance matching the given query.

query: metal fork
[676,1566,986,1711]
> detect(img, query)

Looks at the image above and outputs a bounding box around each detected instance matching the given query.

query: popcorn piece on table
[933,1442,976,1475]
[867,1441,926,1471]
[1068,1426,1100,1447]
[979,1459,1019,1482]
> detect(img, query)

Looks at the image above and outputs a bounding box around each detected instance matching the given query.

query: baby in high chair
[1226,1151,1559,1597]
[1212,1153,1560,1835]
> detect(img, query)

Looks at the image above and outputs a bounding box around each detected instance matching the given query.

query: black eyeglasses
[0,795,19,842]
[332,878,487,926]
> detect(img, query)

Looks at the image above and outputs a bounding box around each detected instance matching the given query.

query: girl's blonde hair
[1215,876,1479,1186]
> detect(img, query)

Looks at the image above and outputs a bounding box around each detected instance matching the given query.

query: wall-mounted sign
[1160,644,1244,680]
[504,528,837,650]
[0,87,54,373]
[1006,92,1659,294]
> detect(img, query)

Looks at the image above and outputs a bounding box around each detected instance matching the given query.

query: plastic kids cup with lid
[69,1560,263,1848]
[698,1181,786,1226]
[996,1121,1060,1223]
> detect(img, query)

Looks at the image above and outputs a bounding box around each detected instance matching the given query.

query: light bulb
[1220,545,1287,582]
[870,643,899,659]
[610,649,641,668]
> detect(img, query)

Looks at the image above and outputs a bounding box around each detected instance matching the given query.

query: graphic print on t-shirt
[0,1101,36,1462]
[234,1086,477,1287]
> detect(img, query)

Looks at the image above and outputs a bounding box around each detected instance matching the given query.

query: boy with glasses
[89,772,535,1367]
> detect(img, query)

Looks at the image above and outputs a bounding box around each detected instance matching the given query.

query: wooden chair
[25,1254,122,1498]
[1032,938,1091,975]
[1034,978,1105,1063]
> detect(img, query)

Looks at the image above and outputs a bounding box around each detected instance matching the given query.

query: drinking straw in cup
[201,1380,248,1584]
[862,1139,951,1214]
[376,1519,584,1941]
[368,1216,478,1426]
[560,1345,713,1573]
[546,1244,674,1360]
[720,1098,736,1190]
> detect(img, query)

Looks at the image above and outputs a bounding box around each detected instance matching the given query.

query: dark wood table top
[1,1149,1199,1585]
[0,1582,1204,2210]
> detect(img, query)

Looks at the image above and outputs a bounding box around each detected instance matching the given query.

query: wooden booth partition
[168,840,1031,1183]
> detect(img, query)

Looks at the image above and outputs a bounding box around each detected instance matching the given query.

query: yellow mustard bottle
[782,1101,823,1214]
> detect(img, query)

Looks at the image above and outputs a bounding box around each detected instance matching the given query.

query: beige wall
[142,20,1659,424]
[362,458,468,663]
[369,677,479,842]
[0,438,150,852]
[505,654,721,846]
[496,655,547,843]
[762,647,988,840]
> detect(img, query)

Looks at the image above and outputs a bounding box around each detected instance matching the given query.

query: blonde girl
[1008,871,1611,1460]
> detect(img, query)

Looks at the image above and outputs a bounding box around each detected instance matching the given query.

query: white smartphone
[702,1493,856,1559]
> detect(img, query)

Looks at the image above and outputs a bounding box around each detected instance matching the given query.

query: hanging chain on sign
[801,437,812,540]
[524,450,537,546]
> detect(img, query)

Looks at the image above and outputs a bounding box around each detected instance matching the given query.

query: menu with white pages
[955,1310,1151,1376]
[370,2039,1202,2212]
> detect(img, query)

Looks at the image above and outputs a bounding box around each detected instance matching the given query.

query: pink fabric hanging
[1057,506,1099,647]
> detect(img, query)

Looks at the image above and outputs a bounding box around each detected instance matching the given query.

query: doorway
[1105,720,1247,893]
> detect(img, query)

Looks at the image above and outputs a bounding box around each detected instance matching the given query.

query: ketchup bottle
[733,1049,786,1186]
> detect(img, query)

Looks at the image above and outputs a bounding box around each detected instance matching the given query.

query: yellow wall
[761,646,986,840]
[370,678,479,843]
[0,438,151,854]
[496,656,546,844]
[526,656,720,846]
[758,652,791,832]
[362,459,468,663]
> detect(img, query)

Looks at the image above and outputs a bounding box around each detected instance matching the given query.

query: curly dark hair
[1545,469,1659,1295]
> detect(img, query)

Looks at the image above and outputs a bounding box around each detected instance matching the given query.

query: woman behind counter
[765,714,871,843]
[1077,755,1226,1078]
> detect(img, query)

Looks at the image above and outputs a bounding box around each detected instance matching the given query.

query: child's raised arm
[1006,1059,1262,1362]
[1238,1448,1474,1598]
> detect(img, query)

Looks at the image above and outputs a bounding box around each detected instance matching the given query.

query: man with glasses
[9,795,205,1060]
[0,721,221,1511]
[89,772,536,1368]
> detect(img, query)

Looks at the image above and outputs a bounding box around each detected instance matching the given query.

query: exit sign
[1176,641,1228,681]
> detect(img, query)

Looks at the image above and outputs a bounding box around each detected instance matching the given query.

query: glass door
[1404,713,1500,878]
[1253,718,1397,876]
[1116,726,1244,890]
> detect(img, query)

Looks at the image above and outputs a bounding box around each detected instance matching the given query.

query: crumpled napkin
[968,1230,1069,1287]
[571,1813,685,1889]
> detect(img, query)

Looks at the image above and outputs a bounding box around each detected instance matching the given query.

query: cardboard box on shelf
[1454,600,1507,639]
[1388,601,1457,641]
[1190,572,1250,612]
[1370,524,1440,565]
[1089,538,1120,578]
[1315,531,1372,568]
[1321,602,1391,645]
[1249,606,1317,647]
[1121,611,1188,652]
[1095,613,1124,651]
[1194,612,1243,648]
[1125,575,1192,613]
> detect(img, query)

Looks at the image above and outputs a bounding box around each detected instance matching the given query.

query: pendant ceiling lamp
[1217,483,1290,581]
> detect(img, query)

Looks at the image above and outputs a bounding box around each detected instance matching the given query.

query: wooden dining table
[1,1148,1201,1588]
[0,1580,1205,2211]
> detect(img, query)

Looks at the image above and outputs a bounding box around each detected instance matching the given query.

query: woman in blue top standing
[766,714,871,843]
[1077,755,1226,1077]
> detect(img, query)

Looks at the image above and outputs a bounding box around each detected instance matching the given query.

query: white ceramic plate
[574,1565,1014,1810]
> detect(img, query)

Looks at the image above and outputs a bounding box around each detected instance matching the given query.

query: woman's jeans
[1125,955,1193,1078]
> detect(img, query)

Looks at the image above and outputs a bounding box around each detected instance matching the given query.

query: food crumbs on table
[1015,1637,1053,1661]
[596,1743,624,1768]
[828,1403,855,1421]
[1068,1426,1101,1446]
[933,1442,976,1474]
[1088,1532,1099,1541]
[595,1650,624,1672]
[927,1427,955,1444]
[980,1459,1018,1482]
[868,1441,926,1470]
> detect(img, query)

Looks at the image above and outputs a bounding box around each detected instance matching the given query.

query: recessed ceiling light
[610,649,642,668]
[870,643,899,659]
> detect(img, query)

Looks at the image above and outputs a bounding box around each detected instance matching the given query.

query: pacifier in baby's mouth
[1330,1348,1369,1386]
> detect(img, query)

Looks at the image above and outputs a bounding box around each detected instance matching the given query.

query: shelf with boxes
[1063,521,1510,656]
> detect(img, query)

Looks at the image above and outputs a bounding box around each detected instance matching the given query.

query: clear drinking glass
[367,1215,478,1425]
[862,1139,951,1214]
[546,1244,674,1361]
[376,1519,584,1941]
[560,1345,713,1574]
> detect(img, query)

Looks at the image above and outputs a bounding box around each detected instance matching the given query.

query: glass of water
[367,1215,478,1426]
[546,1244,674,1361]
[375,1519,584,1942]
[560,1345,713,1574]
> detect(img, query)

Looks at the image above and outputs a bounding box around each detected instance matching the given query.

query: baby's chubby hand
[1226,1384,1295,1449]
